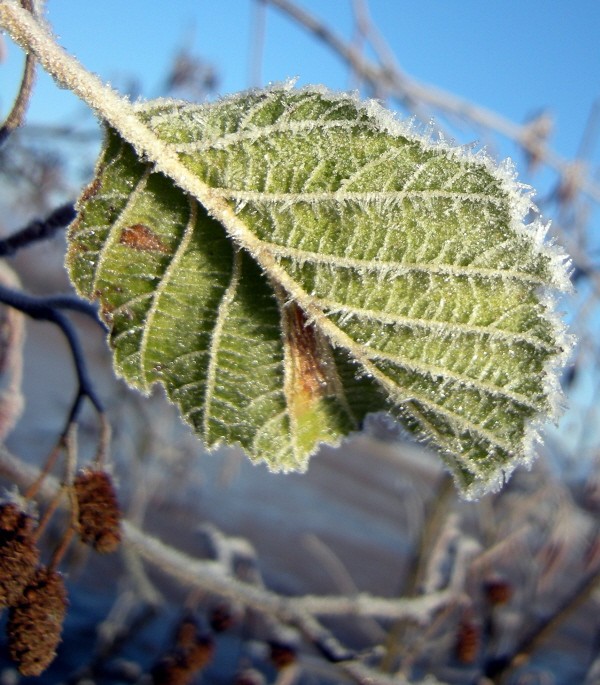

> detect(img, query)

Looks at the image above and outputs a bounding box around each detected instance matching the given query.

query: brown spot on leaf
[93,289,114,324]
[284,303,330,402]
[119,224,169,253]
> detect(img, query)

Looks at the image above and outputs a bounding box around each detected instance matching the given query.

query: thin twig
[32,485,65,542]
[0,202,76,256]
[49,423,79,570]
[0,283,104,420]
[93,413,112,468]
[24,437,63,499]
[0,284,104,324]
[490,566,600,683]
[249,0,267,87]
[0,0,35,146]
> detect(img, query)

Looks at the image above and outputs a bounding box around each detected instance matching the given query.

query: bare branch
[0,202,76,257]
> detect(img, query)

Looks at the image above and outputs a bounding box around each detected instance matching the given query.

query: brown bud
[7,567,68,676]
[209,602,236,633]
[73,469,121,553]
[269,640,297,669]
[455,609,480,664]
[151,638,214,685]
[484,578,513,606]
[0,501,40,609]
[151,617,214,685]
[173,616,214,670]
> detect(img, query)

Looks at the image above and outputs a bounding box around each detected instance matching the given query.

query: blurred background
[1,2,600,683]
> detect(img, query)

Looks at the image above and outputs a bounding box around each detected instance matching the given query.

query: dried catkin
[73,469,121,553]
[151,643,214,685]
[0,501,40,609]
[7,567,68,676]
[151,617,215,685]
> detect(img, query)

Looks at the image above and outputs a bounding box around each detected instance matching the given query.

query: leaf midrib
[209,188,506,207]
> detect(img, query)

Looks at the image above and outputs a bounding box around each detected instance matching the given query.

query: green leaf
[67,84,571,498]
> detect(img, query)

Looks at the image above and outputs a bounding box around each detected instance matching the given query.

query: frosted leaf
[67,85,572,498]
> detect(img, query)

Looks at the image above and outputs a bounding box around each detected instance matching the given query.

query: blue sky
[2,0,599,164]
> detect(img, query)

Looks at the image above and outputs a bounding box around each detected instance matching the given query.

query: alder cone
[0,502,39,608]
[7,567,68,676]
[74,468,121,552]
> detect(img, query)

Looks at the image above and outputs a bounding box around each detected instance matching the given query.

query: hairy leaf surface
[67,84,571,497]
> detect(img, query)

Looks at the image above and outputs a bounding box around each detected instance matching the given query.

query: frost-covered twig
[342,661,450,685]
[123,523,456,628]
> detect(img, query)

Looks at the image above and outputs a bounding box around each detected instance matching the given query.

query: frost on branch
[66,84,572,498]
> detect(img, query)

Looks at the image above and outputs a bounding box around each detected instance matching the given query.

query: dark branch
[0,283,104,326]
[0,202,77,257]
[0,283,104,423]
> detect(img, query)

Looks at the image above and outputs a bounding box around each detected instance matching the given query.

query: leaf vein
[138,196,198,391]
[263,242,546,284]
[201,249,243,438]
[316,297,554,351]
